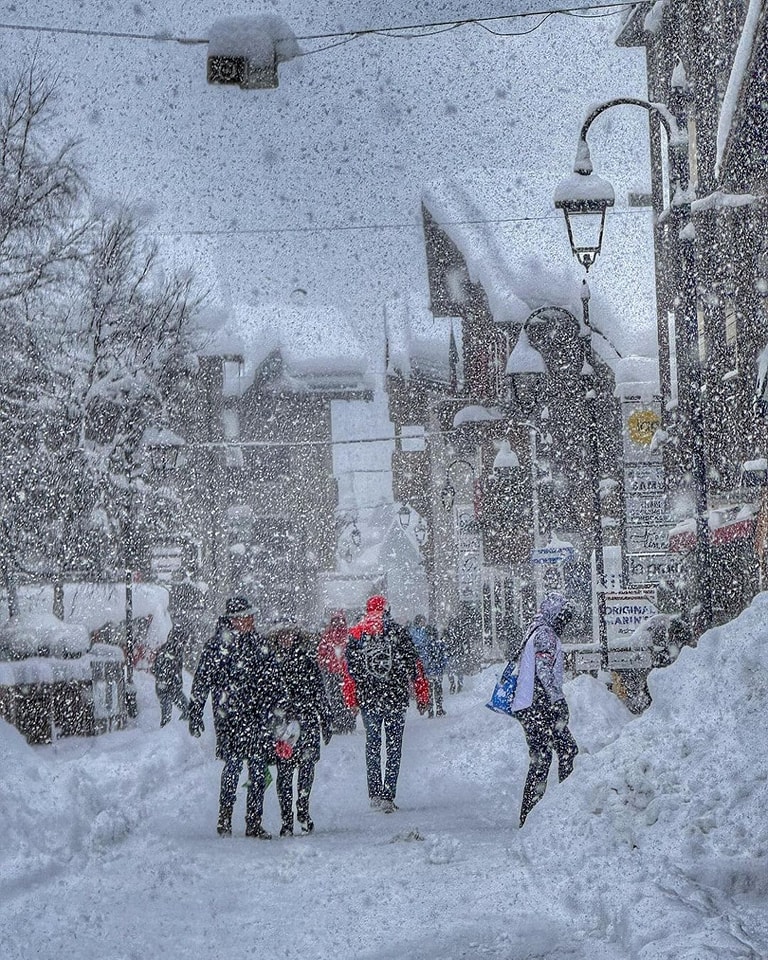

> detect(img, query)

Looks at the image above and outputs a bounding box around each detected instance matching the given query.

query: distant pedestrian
[346,595,426,812]
[512,592,579,827]
[187,596,287,839]
[444,615,467,694]
[267,620,334,837]
[409,615,447,717]
[317,610,357,733]
[151,627,189,726]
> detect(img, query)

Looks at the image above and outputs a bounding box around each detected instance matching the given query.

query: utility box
[207,15,300,90]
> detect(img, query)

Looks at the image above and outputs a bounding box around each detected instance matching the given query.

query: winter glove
[275,739,294,760]
[550,699,570,733]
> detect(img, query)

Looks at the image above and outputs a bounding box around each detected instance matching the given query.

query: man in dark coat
[346,595,422,813]
[152,626,189,727]
[267,621,334,837]
[188,596,286,839]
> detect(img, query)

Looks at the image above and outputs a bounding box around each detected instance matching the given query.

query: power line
[0,3,637,50]
[160,208,649,239]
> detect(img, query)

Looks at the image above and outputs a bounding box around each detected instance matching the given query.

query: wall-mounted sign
[624,463,665,495]
[625,524,671,554]
[604,590,658,642]
[622,399,663,463]
[627,552,688,585]
[625,494,668,525]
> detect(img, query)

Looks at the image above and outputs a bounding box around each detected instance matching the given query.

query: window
[724,298,738,345]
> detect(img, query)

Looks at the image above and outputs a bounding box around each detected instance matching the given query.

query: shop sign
[625,524,671,554]
[625,494,668,525]
[604,590,658,642]
[627,552,688,585]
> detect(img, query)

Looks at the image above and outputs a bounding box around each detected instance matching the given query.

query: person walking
[267,620,334,837]
[422,623,448,717]
[317,610,357,733]
[409,615,447,717]
[511,592,579,827]
[444,614,467,694]
[346,595,425,813]
[151,626,189,726]
[187,596,287,839]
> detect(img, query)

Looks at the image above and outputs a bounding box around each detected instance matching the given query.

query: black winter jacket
[272,644,333,765]
[346,620,419,714]
[188,624,285,761]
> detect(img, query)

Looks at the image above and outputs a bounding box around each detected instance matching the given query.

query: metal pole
[528,425,545,605]
[573,95,713,633]
[581,283,609,672]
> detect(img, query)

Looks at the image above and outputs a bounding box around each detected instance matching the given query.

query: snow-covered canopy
[452,405,504,428]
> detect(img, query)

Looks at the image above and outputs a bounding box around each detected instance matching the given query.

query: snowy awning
[452,405,504,428]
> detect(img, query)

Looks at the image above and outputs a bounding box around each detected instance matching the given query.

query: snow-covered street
[4,599,768,960]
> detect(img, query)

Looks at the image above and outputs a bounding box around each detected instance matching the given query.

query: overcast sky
[2,1,657,361]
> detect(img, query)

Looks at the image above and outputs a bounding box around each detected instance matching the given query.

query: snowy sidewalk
[3,612,768,960]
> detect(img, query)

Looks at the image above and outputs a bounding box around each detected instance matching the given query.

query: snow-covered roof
[0,615,90,660]
[384,293,460,382]
[207,298,372,389]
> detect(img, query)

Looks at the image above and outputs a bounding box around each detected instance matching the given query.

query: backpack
[362,631,393,679]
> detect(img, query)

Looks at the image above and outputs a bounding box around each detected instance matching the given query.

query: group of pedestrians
[156,588,580,835]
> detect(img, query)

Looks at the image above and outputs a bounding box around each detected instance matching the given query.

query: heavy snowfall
[1,1,767,958]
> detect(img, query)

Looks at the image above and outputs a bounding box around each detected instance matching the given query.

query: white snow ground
[3,596,768,960]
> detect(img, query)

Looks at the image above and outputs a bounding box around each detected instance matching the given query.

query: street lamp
[414,517,428,546]
[506,305,610,670]
[440,459,477,512]
[553,171,615,272]
[398,504,412,530]
[555,95,713,630]
[505,326,548,414]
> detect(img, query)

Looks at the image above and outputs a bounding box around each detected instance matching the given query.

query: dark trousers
[220,755,268,828]
[157,683,189,726]
[362,709,406,801]
[427,678,444,716]
[515,697,578,826]
[276,759,316,825]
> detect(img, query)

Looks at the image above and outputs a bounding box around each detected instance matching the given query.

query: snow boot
[217,809,232,837]
[245,821,272,840]
[280,821,294,838]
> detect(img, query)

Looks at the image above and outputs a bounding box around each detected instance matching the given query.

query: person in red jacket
[317,610,357,733]
[346,595,426,813]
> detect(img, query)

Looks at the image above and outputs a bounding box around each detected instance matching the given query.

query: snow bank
[520,594,768,958]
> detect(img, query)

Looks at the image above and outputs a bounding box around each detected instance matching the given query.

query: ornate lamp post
[506,306,610,670]
[555,96,713,630]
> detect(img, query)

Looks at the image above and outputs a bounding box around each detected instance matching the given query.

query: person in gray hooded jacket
[511,591,579,827]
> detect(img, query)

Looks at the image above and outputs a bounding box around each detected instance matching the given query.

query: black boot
[280,821,294,838]
[245,821,272,840]
[217,809,232,837]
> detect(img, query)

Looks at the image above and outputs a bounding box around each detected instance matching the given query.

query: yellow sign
[627,409,660,446]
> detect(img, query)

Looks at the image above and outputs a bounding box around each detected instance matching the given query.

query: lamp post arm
[575,96,687,175]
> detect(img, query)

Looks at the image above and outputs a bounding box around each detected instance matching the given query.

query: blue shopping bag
[485,661,519,716]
